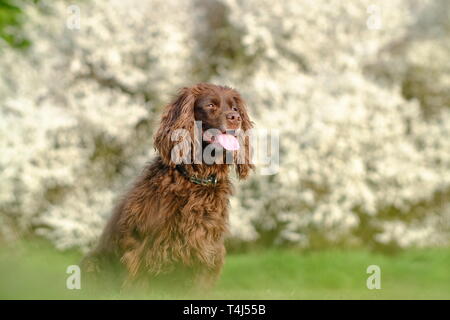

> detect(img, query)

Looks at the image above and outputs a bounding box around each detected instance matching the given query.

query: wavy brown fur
[82,83,253,289]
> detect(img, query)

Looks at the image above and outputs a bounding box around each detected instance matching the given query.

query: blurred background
[0,0,450,299]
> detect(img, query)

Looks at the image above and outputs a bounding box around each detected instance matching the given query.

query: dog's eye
[206,103,214,108]
[232,107,239,111]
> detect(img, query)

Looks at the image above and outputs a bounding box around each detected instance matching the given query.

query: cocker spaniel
[82,83,253,289]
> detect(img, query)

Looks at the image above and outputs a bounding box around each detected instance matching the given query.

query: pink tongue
[216,134,240,151]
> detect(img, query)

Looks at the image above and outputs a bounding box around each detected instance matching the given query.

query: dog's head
[154,83,253,179]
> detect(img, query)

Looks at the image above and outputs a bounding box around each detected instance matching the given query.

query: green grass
[1,240,449,299]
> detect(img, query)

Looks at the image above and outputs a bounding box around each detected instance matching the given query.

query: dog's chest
[184,187,228,219]
[171,186,230,239]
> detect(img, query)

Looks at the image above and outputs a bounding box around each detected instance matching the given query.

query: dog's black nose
[226,112,241,124]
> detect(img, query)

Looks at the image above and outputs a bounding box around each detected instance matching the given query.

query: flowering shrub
[0,0,196,250]
[216,0,450,248]
[0,0,449,250]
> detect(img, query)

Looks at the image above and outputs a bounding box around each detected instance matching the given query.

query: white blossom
[1,0,449,250]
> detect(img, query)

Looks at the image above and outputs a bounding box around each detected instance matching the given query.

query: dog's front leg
[194,245,225,291]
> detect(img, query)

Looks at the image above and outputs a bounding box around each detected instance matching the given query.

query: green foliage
[0,0,30,48]
[1,239,449,299]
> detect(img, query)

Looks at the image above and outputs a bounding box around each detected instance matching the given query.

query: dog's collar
[175,165,218,186]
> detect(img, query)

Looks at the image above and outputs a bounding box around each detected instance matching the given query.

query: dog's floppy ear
[234,94,254,179]
[154,87,196,166]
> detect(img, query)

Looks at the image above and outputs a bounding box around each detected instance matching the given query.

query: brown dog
[82,83,253,289]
